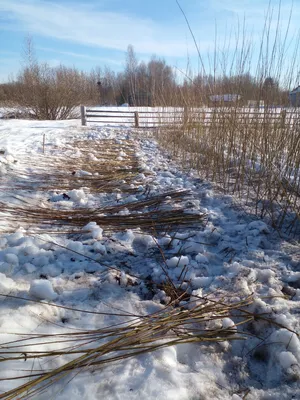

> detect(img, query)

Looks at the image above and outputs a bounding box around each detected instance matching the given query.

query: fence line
[80,105,298,128]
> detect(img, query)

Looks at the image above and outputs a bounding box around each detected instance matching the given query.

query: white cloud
[210,0,300,29]
[0,0,205,57]
[37,46,123,66]
[0,0,298,80]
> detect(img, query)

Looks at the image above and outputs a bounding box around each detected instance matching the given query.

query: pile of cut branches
[0,293,269,400]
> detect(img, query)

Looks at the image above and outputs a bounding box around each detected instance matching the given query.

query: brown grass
[156,107,300,235]
[0,138,206,234]
[0,290,297,400]
[0,293,255,399]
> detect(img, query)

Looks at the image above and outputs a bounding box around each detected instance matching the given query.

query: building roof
[290,86,300,94]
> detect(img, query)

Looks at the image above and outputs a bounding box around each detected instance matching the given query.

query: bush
[9,63,91,120]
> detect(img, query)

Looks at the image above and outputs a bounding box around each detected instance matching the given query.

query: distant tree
[147,56,176,105]
[125,45,138,105]
[1,37,290,112]
[262,77,279,105]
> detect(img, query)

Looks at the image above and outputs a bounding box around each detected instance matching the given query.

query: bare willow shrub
[11,63,91,120]
[156,2,300,234]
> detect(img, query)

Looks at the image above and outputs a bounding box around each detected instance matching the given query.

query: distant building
[209,94,241,105]
[289,86,300,107]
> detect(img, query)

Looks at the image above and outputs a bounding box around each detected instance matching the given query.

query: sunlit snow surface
[0,118,299,400]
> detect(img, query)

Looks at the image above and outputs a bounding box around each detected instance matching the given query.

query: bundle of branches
[0,189,205,234]
[0,293,271,400]
[2,139,141,194]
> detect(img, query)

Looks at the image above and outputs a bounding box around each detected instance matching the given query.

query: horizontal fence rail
[80,105,299,128]
[81,106,185,128]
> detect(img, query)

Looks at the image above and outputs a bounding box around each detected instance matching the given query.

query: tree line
[0,43,290,119]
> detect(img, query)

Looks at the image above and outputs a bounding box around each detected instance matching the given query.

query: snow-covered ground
[0,119,300,400]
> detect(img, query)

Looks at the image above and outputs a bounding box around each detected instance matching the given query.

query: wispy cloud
[0,0,298,80]
[0,0,203,57]
[210,0,299,29]
[37,46,123,66]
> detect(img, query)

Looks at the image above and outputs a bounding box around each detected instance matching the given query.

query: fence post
[280,109,286,128]
[183,106,189,128]
[80,105,87,126]
[134,111,139,128]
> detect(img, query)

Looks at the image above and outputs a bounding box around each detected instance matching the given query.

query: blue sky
[0,0,299,83]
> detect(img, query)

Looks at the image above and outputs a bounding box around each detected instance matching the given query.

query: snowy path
[0,120,300,400]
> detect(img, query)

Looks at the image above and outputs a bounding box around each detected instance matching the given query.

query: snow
[0,117,299,399]
[84,221,103,239]
[0,272,16,293]
[29,279,58,300]
[166,255,189,268]
[4,253,19,265]
[278,351,298,369]
[222,318,236,330]
[132,233,155,252]
[195,253,209,264]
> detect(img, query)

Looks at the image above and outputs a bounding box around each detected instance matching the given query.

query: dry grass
[152,1,300,236]
[2,139,141,193]
[156,107,300,236]
[0,136,210,399]
[0,138,206,234]
[0,290,296,400]
[0,293,264,399]
[0,190,205,234]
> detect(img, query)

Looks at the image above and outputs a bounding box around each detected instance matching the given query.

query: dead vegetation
[0,138,205,234]
[0,293,276,399]
[0,286,297,400]
[156,108,300,235]
[2,139,140,193]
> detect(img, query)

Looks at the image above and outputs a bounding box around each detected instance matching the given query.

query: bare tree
[125,45,138,105]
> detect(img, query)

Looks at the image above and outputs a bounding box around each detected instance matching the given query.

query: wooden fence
[80,106,297,128]
[81,106,185,128]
